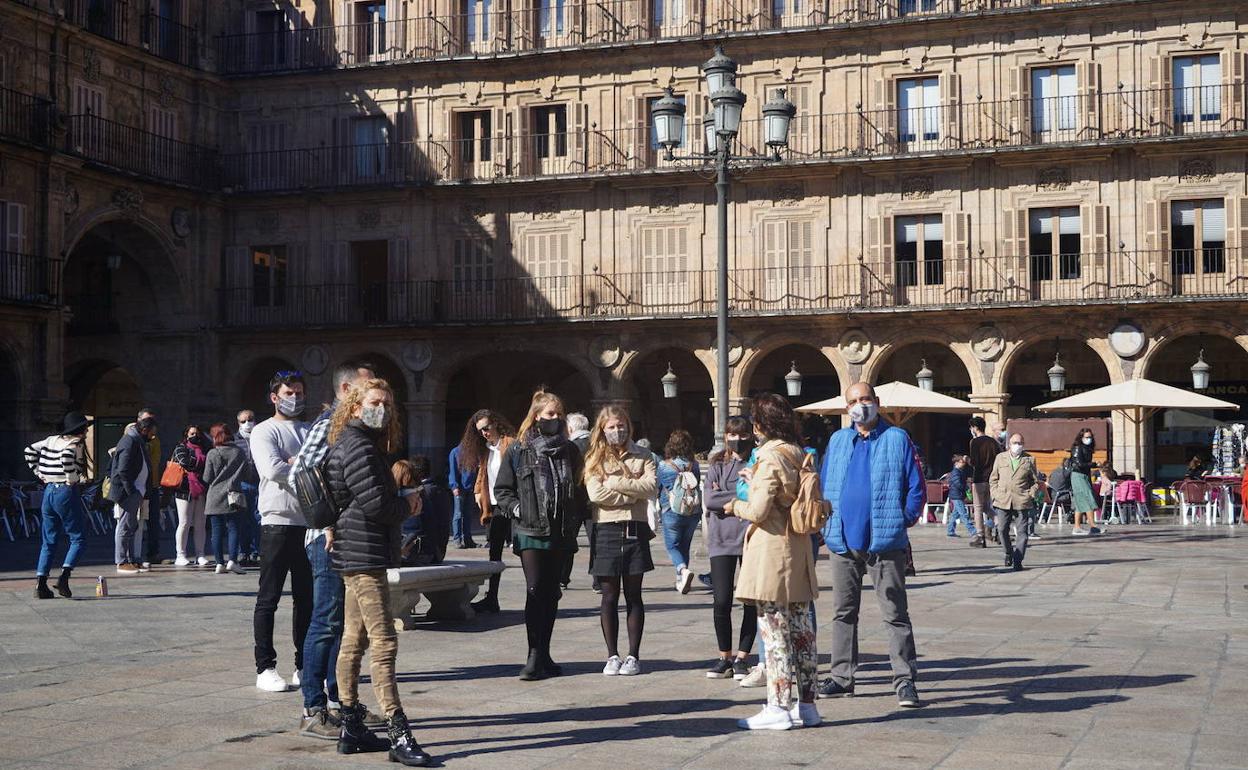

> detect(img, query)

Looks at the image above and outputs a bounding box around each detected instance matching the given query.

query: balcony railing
[217,0,1103,75]
[216,249,1248,329]
[0,87,52,146]
[64,114,218,188]
[0,253,61,307]
[221,84,1248,192]
[143,11,200,67]
[66,0,132,46]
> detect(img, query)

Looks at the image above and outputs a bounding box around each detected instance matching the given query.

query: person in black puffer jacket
[494,389,587,682]
[323,378,430,767]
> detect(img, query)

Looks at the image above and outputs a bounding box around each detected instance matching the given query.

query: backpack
[402,483,453,566]
[668,465,702,516]
[779,447,830,535]
[292,457,340,529]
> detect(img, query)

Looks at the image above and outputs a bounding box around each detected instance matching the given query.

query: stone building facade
[1,0,1246,481]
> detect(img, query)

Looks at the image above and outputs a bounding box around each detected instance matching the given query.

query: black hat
[60,411,93,435]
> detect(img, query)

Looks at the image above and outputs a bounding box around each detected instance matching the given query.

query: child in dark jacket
[946,456,976,538]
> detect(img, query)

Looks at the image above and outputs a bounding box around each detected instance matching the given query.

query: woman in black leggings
[462,409,515,614]
[584,405,658,676]
[494,390,587,680]
[701,415,758,679]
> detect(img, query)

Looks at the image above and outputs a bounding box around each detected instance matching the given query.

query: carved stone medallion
[839,329,872,365]
[401,341,433,372]
[588,336,622,369]
[970,324,1005,362]
[1108,322,1146,359]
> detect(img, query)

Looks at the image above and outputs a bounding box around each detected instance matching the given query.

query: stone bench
[385,559,506,630]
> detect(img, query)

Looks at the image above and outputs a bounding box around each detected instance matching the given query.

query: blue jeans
[37,483,86,576]
[452,493,477,545]
[946,498,976,536]
[239,483,261,555]
[210,513,241,564]
[301,533,344,710]
[661,509,699,573]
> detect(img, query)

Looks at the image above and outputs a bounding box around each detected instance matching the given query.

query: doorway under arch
[67,360,143,478]
[875,342,972,477]
[629,348,714,454]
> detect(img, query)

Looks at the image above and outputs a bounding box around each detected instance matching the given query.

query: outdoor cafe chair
[923,480,948,526]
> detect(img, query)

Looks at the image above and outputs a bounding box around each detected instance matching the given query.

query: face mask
[726,437,755,457]
[1010,443,1024,456]
[537,417,564,437]
[361,405,386,430]
[1082,437,1093,446]
[238,421,254,436]
[605,427,628,446]
[276,394,305,418]
[848,402,878,425]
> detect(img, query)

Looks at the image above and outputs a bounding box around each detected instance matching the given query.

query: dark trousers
[519,547,564,657]
[828,548,918,690]
[995,507,1034,562]
[143,490,162,564]
[253,524,313,674]
[482,513,511,602]
[709,554,757,654]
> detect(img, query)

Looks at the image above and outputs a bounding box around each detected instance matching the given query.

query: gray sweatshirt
[202,444,259,516]
[703,455,751,558]
[250,416,309,526]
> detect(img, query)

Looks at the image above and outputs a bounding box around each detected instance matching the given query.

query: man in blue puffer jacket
[817,382,925,709]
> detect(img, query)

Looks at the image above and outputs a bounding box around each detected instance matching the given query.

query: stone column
[404,400,446,465]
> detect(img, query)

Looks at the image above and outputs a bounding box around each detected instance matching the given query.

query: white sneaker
[789,702,821,727]
[290,669,301,687]
[196,556,211,567]
[255,668,289,692]
[619,656,641,676]
[602,656,623,676]
[739,664,767,688]
[174,556,191,567]
[214,564,225,574]
[676,569,694,595]
[140,562,151,571]
[227,560,245,574]
[737,705,794,731]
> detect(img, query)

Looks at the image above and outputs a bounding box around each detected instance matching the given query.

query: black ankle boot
[55,568,73,598]
[386,709,431,767]
[518,649,546,681]
[541,653,562,677]
[337,703,389,755]
[35,577,53,600]
[471,595,499,614]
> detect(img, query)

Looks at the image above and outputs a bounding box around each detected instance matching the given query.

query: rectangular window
[456,110,492,170]
[1031,65,1077,135]
[252,245,287,307]
[771,0,802,25]
[71,82,106,156]
[538,0,565,37]
[149,107,178,140]
[653,0,684,32]
[639,225,689,306]
[525,231,571,305]
[353,1,386,58]
[1028,207,1080,281]
[465,0,491,44]
[898,77,940,144]
[453,238,494,293]
[72,82,106,117]
[895,215,943,287]
[532,105,568,159]
[898,0,936,16]
[1173,55,1221,124]
[352,116,389,178]
[647,94,685,149]
[1172,199,1226,275]
[253,10,288,68]
[247,122,287,189]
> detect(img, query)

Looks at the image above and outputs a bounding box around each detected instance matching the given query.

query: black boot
[471,595,499,614]
[35,576,53,600]
[337,703,389,755]
[518,648,546,681]
[55,568,73,598]
[386,709,431,767]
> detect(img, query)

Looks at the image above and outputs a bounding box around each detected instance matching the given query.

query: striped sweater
[24,435,88,484]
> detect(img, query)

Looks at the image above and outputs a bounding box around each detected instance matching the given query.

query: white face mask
[1082,437,1093,446]
[238,421,254,436]
[604,427,629,446]
[1010,443,1024,456]
[361,404,386,430]
[848,401,878,425]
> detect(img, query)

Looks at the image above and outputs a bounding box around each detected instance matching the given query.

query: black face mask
[726,437,755,457]
[537,417,564,437]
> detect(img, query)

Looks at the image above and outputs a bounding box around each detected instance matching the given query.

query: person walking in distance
[24,412,92,598]
[1069,428,1101,536]
[990,433,1040,571]
[561,411,593,590]
[251,370,312,693]
[290,360,379,739]
[465,409,516,614]
[967,417,1000,548]
[235,409,262,564]
[818,382,925,709]
[657,429,702,594]
[945,455,976,539]
[324,378,430,766]
[202,423,257,574]
[494,390,588,681]
[701,416,759,680]
[735,394,820,731]
[172,426,211,567]
[109,417,157,574]
[447,419,481,549]
[584,405,657,677]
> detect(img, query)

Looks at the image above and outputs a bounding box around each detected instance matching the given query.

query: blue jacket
[447,446,476,493]
[820,418,925,554]
[947,464,969,499]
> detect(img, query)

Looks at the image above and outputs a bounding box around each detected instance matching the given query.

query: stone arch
[994,321,1123,393]
[735,333,849,402]
[234,355,300,420]
[61,209,187,307]
[64,358,145,477]
[427,342,602,409]
[1137,319,1248,381]
[615,332,715,392]
[625,346,715,452]
[864,330,981,391]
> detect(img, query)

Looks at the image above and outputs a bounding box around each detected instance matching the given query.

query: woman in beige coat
[734,393,820,731]
[584,404,658,676]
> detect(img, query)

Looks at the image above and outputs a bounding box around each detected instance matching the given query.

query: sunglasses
[478,424,495,434]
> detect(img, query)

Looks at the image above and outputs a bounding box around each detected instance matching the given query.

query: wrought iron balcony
[0,253,61,308]
[215,0,1112,75]
[0,87,52,147]
[215,250,1248,329]
[64,114,218,188]
[65,0,132,46]
[221,84,1248,192]
[142,11,199,67]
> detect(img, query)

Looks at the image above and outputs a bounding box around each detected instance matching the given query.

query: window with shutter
[456,111,492,179]
[464,0,493,51]
[1028,207,1080,285]
[898,77,940,149]
[639,224,689,308]
[524,231,572,309]
[252,245,288,308]
[351,116,389,180]
[253,10,288,69]
[453,237,495,294]
[247,122,287,190]
[349,1,387,62]
[538,0,567,45]
[532,105,569,171]
[652,0,686,36]
[894,214,942,287]
[1173,55,1221,133]
[1171,198,1225,280]
[1030,65,1077,140]
[3,202,28,256]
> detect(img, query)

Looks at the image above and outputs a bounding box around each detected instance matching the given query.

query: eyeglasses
[478,424,495,434]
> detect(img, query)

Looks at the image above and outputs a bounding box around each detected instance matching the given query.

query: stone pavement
[1,520,1247,770]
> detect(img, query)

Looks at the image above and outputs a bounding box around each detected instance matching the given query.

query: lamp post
[651,45,796,439]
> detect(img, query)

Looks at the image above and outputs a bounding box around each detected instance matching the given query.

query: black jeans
[253,524,313,674]
[710,554,757,654]
[520,547,564,659]
[482,513,511,602]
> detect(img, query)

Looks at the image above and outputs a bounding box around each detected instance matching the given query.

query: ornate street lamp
[916,359,934,391]
[1191,349,1211,390]
[784,361,802,397]
[1047,352,1067,392]
[661,363,679,399]
[700,45,738,94]
[763,88,798,156]
[651,87,686,153]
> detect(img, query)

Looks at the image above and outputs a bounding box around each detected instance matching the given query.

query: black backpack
[401,482,453,566]
[293,458,341,529]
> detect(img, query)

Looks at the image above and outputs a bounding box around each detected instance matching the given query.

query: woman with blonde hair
[584,404,657,676]
[323,379,429,766]
[735,393,819,731]
[494,389,587,680]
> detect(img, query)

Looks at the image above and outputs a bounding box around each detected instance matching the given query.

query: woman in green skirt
[1069,428,1100,535]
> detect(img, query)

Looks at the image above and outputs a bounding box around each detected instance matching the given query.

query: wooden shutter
[224,245,249,289]
[5,202,26,254]
[1149,55,1173,133]
[1223,49,1246,129]
[688,91,705,153]
[944,211,970,295]
[516,104,532,174]
[1009,66,1028,145]
[1142,198,1169,280]
[1234,197,1248,278]
[570,101,586,169]
[1076,59,1100,138]
[492,106,506,174]
[631,95,648,167]
[762,219,782,272]
[941,71,960,147]
[874,77,897,151]
[1078,203,1109,271]
[388,238,409,319]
